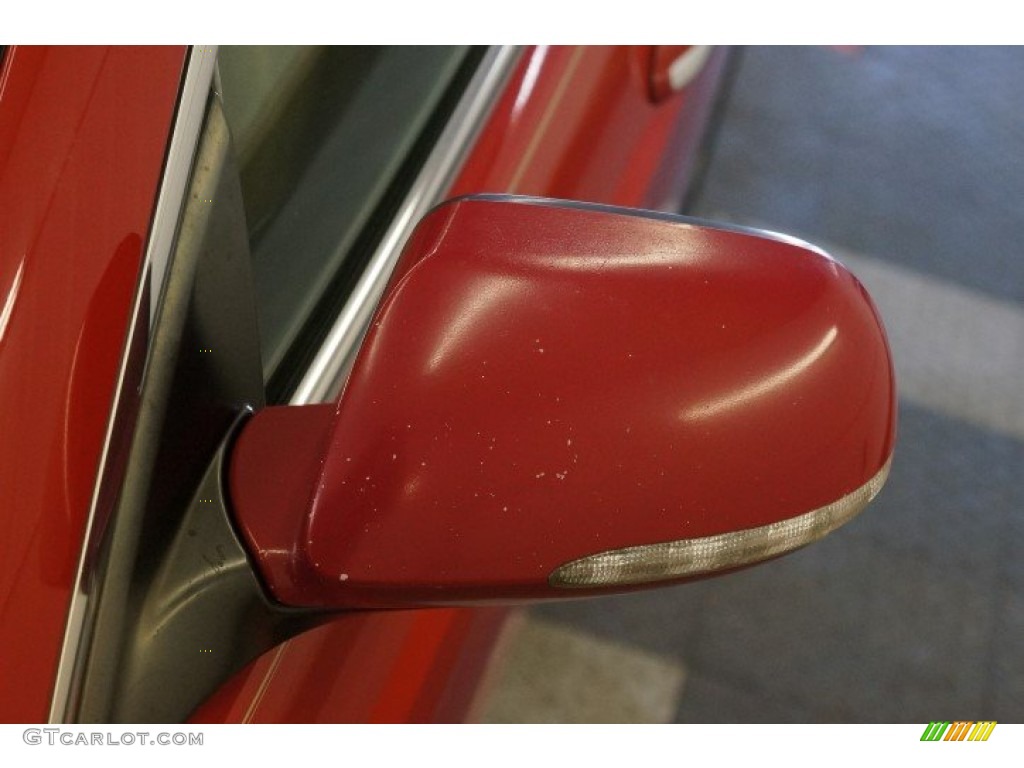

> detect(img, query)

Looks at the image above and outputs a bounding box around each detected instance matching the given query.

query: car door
[0,45,733,723]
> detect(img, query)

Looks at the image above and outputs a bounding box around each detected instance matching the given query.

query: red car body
[0,45,731,722]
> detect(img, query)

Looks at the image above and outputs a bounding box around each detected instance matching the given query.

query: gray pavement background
[505,46,1024,723]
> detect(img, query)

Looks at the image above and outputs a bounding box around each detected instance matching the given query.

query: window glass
[218,46,470,382]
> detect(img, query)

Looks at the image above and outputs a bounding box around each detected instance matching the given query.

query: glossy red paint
[229,198,896,609]
[0,46,184,722]
[194,46,732,723]
[449,45,729,212]
[189,607,508,723]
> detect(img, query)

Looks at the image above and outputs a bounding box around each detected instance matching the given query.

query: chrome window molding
[148,47,220,322]
[290,45,521,405]
[48,46,218,724]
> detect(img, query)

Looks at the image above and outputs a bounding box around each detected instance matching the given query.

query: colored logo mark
[921,721,997,741]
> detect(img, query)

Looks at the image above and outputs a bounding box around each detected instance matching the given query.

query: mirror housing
[228,196,895,609]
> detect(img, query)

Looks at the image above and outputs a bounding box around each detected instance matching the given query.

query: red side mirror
[228,196,895,609]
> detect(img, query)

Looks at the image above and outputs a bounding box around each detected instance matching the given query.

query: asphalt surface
[484,46,1024,723]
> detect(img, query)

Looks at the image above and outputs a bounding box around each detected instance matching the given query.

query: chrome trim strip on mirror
[290,46,522,405]
[550,457,892,588]
[48,45,218,724]
[461,193,836,262]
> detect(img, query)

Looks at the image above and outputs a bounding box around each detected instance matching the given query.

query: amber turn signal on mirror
[227,196,896,609]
